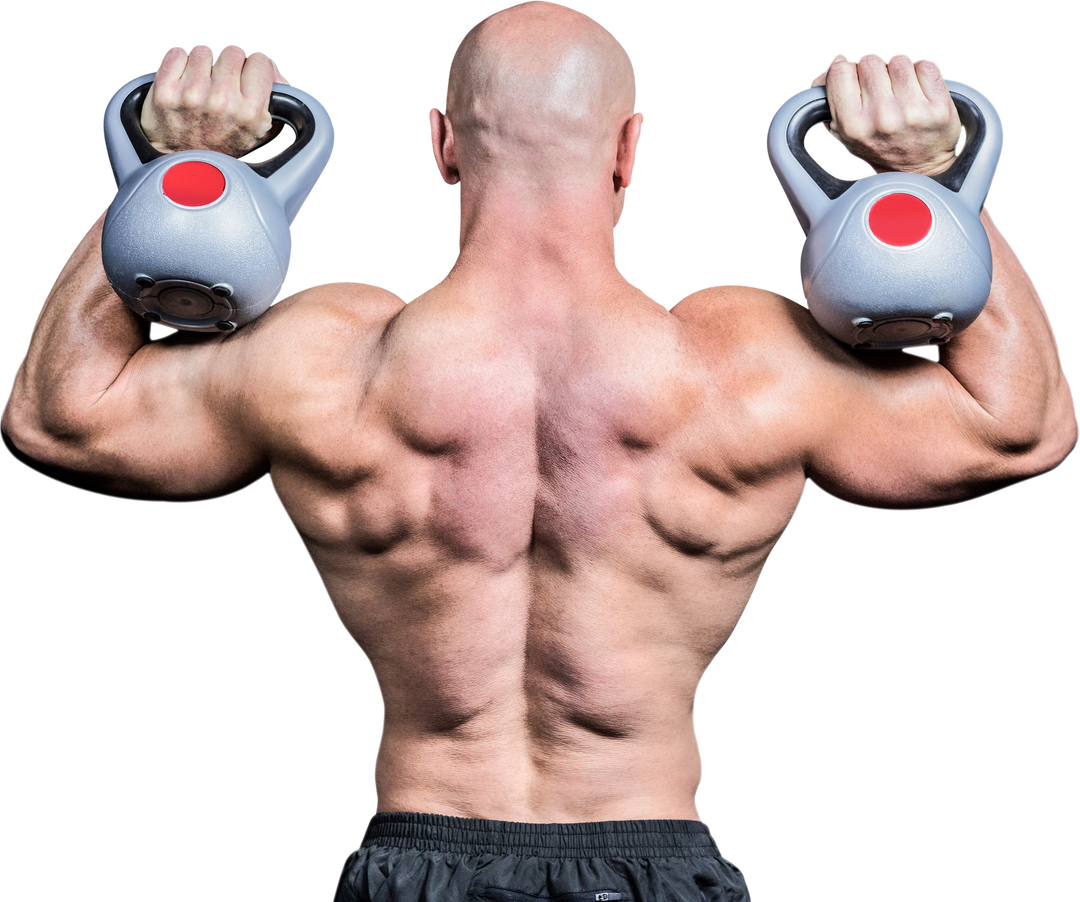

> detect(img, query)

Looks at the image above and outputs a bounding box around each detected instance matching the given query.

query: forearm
[936,209,1076,468]
[3,216,149,464]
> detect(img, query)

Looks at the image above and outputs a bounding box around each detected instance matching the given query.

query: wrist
[881,126,967,178]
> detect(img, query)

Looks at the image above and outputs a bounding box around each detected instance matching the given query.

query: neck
[451,175,624,290]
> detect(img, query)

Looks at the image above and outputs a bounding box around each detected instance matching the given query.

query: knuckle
[179,84,208,108]
[931,103,956,126]
[872,102,903,134]
[903,106,933,130]
[152,81,178,106]
[204,91,228,115]
[232,102,260,129]
[843,119,872,143]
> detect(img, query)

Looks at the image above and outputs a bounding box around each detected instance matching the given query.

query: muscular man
[4,3,1074,900]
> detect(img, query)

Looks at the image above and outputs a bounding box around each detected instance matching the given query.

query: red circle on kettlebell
[161,161,226,207]
[868,193,933,246]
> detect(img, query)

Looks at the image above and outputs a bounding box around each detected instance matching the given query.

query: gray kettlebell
[102,73,334,332]
[767,81,1002,349]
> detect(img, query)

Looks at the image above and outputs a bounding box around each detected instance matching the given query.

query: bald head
[440,3,637,186]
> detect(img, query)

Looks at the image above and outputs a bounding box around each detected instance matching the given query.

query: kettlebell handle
[117,81,317,178]
[786,90,989,196]
[767,81,1002,234]
[105,69,334,227]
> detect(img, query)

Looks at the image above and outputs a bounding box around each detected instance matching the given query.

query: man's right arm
[804,211,1074,508]
[678,231,1072,510]
[801,55,1075,506]
[677,56,1074,509]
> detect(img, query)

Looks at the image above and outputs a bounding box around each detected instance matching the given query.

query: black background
[6,8,1071,902]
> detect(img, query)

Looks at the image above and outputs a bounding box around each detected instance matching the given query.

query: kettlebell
[767,81,1002,349]
[102,73,334,332]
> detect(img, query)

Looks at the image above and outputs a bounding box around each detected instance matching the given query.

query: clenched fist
[813,54,961,177]
[140,45,287,157]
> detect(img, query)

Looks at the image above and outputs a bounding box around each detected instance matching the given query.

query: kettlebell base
[119,277,239,332]
[848,313,954,350]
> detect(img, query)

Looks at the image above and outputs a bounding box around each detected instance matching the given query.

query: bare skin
[3,3,1075,824]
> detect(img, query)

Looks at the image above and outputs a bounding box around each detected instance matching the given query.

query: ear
[613,111,643,229]
[430,109,460,185]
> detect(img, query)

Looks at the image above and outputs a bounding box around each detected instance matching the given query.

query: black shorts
[333,812,750,902]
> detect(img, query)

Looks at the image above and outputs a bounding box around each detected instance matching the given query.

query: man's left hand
[812,54,961,177]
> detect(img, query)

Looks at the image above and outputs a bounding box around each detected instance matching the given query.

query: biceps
[75,341,267,496]
[806,358,1025,508]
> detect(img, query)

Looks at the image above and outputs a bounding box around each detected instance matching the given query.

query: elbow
[1016,423,1076,481]
[1030,377,1077,474]
[993,387,1078,482]
[1036,401,1078,473]
[2,392,95,474]
[3,397,54,471]
[3,396,41,464]
[964,353,1079,481]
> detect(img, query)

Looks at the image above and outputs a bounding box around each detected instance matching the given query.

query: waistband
[361,812,720,858]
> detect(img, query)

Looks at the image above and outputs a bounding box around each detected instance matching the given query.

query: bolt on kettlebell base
[124,278,239,333]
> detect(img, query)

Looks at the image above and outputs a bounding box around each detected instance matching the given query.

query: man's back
[267,266,804,820]
[3,2,1074,899]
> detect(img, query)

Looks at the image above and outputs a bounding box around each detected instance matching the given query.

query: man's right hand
[812,54,961,177]
[140,45,286,157]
